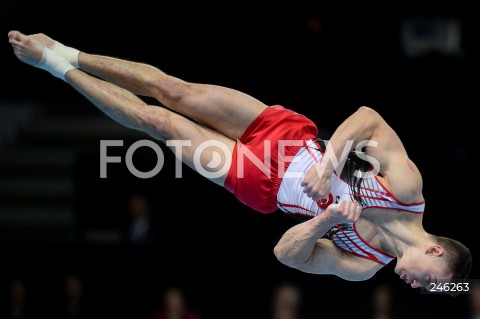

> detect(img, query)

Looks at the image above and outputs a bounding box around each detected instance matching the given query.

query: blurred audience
[64,273,85,319]
[468,282,480,319]
[153,286,202,319]
[124,191,158,251]
[370,283,397,319]
[270,282,307,319]
[7,277,28,319]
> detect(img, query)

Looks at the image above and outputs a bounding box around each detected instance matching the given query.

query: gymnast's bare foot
[10,30,80,68]
[8,30,45,67]
[8,30,75,80]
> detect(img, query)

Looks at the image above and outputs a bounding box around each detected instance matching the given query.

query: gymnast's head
[394,235,472,291]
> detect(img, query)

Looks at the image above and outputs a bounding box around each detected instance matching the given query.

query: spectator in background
[122,192,159,317]
[125,192,158,251]
[270,282,307,319]
[7,277,28,319]
[64,273,85,319]
[468,282,480,319]
[153,286,202,319]
[371,283,396,319]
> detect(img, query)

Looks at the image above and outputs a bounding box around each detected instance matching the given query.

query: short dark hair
[436,236,472,281]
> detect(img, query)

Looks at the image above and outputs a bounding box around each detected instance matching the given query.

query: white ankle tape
[52,41,80,68]
[36,48,75,81]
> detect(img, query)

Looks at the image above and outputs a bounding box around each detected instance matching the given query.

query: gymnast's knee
[151,74,197,103]
[139,106,173,140]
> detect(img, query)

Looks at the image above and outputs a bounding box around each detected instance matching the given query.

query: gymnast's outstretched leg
[19,31,268,141]
[8,30,236,186]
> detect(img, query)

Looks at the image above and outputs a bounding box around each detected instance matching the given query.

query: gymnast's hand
[322,200,362,225]
[301,163,332,201]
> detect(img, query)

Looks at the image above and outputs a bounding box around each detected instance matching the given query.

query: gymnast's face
[394,246,452,289]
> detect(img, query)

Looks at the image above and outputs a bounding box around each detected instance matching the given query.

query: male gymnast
[8,30,472,292]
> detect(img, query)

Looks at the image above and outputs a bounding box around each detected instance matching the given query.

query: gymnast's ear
[425,245,443,256]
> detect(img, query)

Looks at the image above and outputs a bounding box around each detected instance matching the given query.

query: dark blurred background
[1,2,478,319]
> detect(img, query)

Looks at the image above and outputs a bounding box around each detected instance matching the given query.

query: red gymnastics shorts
[224,105,318,213]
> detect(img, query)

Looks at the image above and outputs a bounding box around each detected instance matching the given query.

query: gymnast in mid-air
[8,30,471,293]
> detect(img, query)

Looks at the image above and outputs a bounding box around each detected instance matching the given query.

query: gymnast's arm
[302,106,420,202]
[273,200,380,281]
